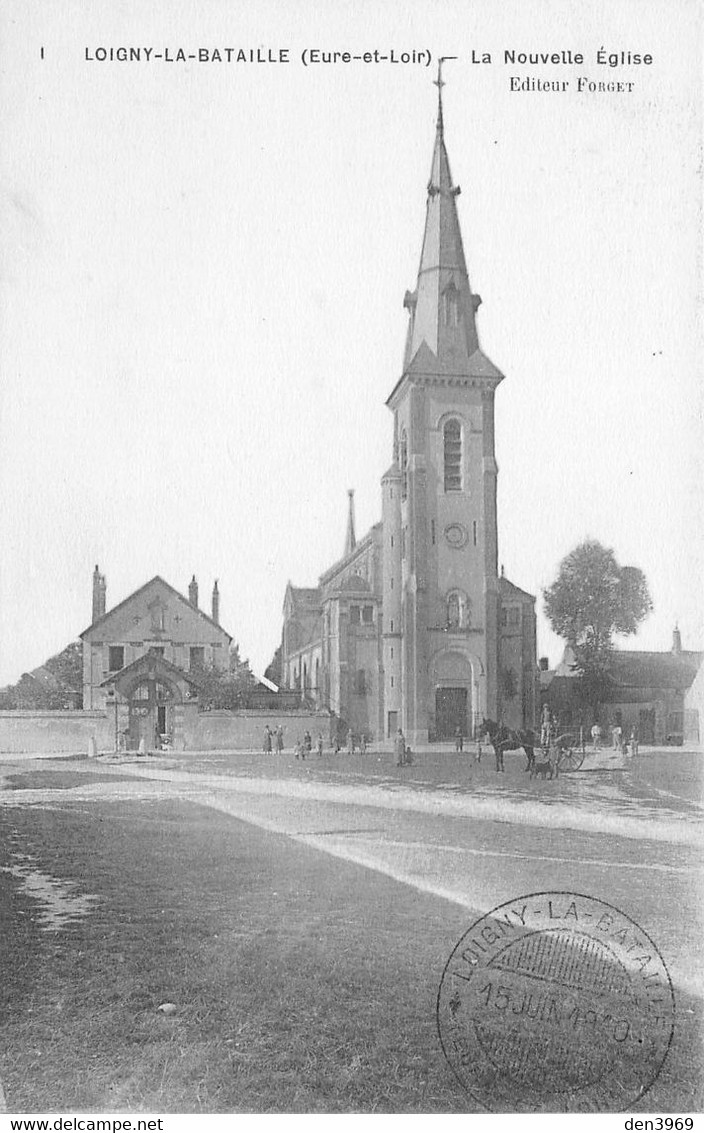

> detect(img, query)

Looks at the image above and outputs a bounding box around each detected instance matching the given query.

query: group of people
[264,724,369,759]
[262,724,286,754]
[590,722,639,755]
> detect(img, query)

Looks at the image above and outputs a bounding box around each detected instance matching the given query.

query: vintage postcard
[0,0,701,1121]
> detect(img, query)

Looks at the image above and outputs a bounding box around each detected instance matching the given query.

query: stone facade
[280,90,538,745]
[80,570,230,750]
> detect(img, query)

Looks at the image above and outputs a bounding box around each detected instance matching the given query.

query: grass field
[0,756,701,1113]
[0,795,473,1113]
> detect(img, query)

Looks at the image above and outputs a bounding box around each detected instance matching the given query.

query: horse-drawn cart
[550,732,586,773]
[481,719,586,774]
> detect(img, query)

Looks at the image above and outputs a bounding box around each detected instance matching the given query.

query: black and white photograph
[0,0,701,1121]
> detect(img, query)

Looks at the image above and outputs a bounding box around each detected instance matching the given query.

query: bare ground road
[0,747,701,1112]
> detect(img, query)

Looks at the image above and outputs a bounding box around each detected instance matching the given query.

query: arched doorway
[428,648,483,740]
[127,676,179,749]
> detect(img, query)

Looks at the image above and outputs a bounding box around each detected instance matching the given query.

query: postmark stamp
[437,891,675,1112]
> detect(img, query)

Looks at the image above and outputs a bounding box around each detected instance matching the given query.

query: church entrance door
[435,687,468,740]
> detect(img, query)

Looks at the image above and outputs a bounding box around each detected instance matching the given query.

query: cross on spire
[433,55,457,136]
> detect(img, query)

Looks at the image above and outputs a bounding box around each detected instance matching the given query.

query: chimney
[672,625,682,655]
[539,656,549,672]
[188,575,199,608]
[212,580,220,625]
[92,564,106,623]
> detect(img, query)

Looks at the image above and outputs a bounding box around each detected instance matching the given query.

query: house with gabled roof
[541,628,703,743]
[80,566,231,749]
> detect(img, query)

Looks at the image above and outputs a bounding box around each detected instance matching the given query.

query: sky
[0,0,702,685]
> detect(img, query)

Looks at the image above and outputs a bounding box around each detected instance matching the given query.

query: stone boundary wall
[0,711,112,753]
[187,709,333,751]
[0,709,333,753]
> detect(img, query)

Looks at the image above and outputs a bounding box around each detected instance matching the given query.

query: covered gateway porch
[101,653,200,751]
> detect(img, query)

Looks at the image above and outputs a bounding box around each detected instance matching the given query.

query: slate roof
[100,652,201,689]
[545,647,703,698]
[499,576,536,603]
[607,650,703,692]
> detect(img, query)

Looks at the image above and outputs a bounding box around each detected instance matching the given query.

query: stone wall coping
[0,710,107,719]
[198,708,332,719]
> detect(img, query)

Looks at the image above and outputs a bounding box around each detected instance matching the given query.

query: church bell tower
[381,68,503,745]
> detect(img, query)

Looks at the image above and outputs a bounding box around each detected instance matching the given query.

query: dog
[530,751,560,780]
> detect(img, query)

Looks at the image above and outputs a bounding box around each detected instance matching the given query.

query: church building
[280,81,537,745]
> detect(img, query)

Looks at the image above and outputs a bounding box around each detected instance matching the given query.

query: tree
[0,641,84,709]
[192,644,257,710]
[543,540,652,712]
[44,641,83,706]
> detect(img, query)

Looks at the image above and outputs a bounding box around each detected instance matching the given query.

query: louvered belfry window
[444,419,462,492]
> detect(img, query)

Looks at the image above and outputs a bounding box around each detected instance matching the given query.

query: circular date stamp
[437,891,675,1112]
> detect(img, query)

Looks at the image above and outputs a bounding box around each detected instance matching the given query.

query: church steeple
[402,65,499,380]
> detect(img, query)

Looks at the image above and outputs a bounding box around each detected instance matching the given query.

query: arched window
[443,419,462,492]
[446,590,471,629]
[400,430,408,500]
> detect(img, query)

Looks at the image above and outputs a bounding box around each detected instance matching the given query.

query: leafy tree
[193,644,257,710]
[0,641,83,709]
[44,642,83,706]
[543,540,652,711]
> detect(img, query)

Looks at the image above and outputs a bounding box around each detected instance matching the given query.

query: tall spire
[344,489,357,557]
[402,63,500,382]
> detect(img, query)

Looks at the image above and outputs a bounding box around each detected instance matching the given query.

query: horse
[481,719,537,773]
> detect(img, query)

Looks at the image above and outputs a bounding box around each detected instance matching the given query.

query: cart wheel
[558,745,585,772]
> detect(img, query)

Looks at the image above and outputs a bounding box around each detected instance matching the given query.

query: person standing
[347,730,355,756]
[540,704,551,748]
[359,733,367,755]
[317,732,324,757]
[276,725,284,755]
[591,723,601,751]
[263,726,272,754]
[304,729,312,756]
[395,727,407,767]
[454,725,463,753]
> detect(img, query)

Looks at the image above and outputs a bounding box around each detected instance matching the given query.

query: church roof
[499,575,536,603]
[329,573,371,595]
[287,586,321,605]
